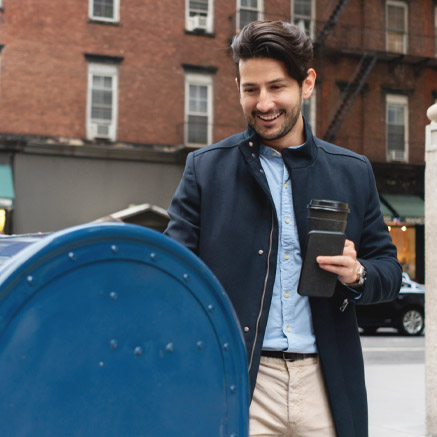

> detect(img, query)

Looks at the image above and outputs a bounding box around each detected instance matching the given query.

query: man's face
[237,57,314,149]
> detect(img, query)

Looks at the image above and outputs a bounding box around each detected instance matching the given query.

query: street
[361,330,426,436]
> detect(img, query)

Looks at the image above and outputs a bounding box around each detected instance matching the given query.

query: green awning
[0,165,15,209]
[380,194,424,224]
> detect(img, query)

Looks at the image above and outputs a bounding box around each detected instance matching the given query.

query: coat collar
[240,116,317,169]
[280,116,317,169]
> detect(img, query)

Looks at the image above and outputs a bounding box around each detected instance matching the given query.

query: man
[165,21,402,436]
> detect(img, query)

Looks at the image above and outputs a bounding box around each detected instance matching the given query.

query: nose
[256,89,274,113]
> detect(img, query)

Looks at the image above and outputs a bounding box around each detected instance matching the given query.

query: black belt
[261,350,318,361]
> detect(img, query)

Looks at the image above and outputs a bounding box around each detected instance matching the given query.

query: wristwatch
[348,262,367,288]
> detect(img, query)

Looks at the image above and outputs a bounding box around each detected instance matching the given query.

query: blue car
[356,273,425,336]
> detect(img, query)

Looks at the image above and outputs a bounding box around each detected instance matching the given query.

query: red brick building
[0,0,435,280]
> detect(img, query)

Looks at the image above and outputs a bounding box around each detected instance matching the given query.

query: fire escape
[323,53,378,143]
[313,0,378,143]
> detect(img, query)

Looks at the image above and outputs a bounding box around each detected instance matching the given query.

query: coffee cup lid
[308,199,350,213]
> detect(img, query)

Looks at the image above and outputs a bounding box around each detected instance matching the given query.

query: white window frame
[302,88,316,134]
[0,0,3,8]
[185,0,214,33]
[386,0,408,54]
[291,0,315,40]
[236,0,264,32]
[86,63,119,141]
[185,73,213,147]
[89,0,120,23]
[386,94,409,163]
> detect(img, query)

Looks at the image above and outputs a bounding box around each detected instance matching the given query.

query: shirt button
[284,183,288,189]
[285,325,291,332]
[249,141,254,147]
[258,249,264,255]
[252,153,256,158]
[285,217,290,224]
[284,253,289,260]
[244,326,250,332]
[284,291,290,298]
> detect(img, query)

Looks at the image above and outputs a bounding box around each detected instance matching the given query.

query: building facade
[0,0,435,281]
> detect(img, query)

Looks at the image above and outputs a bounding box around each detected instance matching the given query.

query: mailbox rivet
[150,252,157,261]
[134,346,143,357]
[183,273,190,282]
[111,245,119,254]
[27,275,34,285]
[110,292,118,300]
[223,342,230,351]
[110,339,118,350]
[165,342,174,353]
[68,252,76,261]
[230,434,237,437]
[230,385,237,394]
[208,304,214,313]
[99,361,104,367]
[196,341,204,350]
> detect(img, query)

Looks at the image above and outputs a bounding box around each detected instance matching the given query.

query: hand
[316,239,361,285]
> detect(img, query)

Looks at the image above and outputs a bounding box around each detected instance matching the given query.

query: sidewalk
[365,363,426,436]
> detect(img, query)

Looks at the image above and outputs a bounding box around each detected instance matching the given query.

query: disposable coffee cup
[307,199,349,233]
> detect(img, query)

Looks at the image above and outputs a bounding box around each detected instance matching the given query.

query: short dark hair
[231,21,313,85]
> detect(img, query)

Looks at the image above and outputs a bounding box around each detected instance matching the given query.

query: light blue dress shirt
[259,144,317,353]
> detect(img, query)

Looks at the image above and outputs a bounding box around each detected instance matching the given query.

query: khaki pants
[249,355,336,437]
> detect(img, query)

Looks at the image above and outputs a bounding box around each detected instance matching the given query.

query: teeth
[258,113,282,121]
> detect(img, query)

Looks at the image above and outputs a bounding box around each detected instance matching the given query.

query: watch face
[359,267,367,285]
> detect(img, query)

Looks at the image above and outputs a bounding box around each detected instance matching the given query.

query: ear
[235,77,241,96]
[302,68,316,100]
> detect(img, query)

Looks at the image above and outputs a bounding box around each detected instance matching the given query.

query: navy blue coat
[165,119,402,436]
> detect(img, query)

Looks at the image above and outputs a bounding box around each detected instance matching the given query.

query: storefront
[380,194,425,283]
[0,165,14,235]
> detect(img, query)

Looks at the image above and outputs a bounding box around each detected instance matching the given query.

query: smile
[257,112,283,121]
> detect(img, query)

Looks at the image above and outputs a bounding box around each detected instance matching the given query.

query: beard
[248,102,302,143]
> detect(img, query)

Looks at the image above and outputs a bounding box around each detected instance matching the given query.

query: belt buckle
[282,352,297,362]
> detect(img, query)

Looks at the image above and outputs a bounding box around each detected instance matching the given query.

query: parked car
[356,273,425,336]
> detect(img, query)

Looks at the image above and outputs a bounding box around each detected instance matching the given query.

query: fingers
[316,239,359,284]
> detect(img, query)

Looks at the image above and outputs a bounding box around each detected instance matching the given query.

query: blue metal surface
[0,223,249,436]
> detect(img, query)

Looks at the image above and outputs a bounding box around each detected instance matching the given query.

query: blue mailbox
[0,224,249,436]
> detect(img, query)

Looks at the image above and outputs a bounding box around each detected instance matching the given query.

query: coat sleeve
[353,157,403,305]
[164,152,201,254]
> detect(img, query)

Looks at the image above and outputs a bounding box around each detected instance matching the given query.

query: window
[292,0,314,39]
[237,0,263,32]
[386,94,408,162]
[386,1,408,54]
[87,63,118,141]
[186,0,213,33]
[302,89,316,134]
[185,73,213,147]
[89,0,120,23]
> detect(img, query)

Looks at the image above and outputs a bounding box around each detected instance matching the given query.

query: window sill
[184,29,215,38]
[88,19,121,26]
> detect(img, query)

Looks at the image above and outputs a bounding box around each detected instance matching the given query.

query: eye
[243,88,256,94]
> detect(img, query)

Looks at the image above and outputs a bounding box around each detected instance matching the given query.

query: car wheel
[397,308,424,336]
